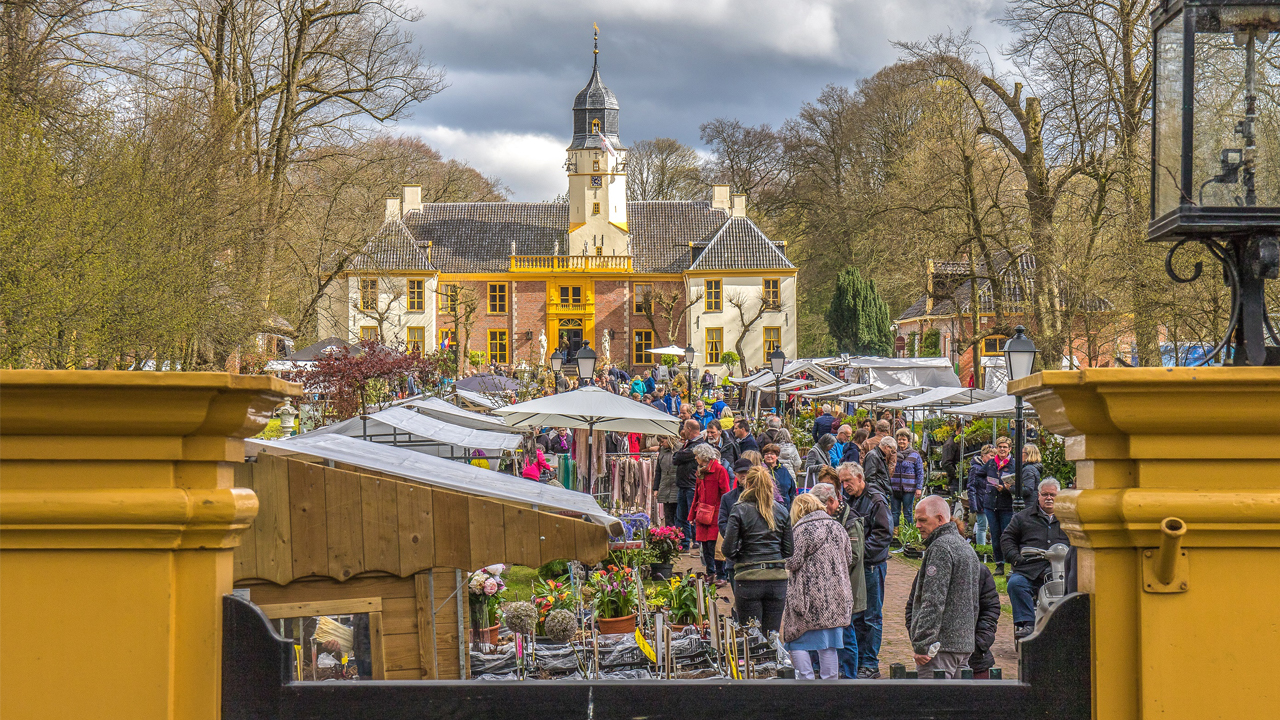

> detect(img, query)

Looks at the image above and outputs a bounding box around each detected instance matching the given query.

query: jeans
[985,508,1014,563]
[853,561,886,671]
[662,502,678,528]
[836,616,860,678]
[973,511,989,547]
[734,579,787,634]
[675,487,695,549]
[700,539,726,580]
[890,491,917,530]
[1006,571,1043,624]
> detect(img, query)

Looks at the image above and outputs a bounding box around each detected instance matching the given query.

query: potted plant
[467,564,507,643]
[645,526,684,580]
[651,573,714,629]
[588,565,638,634]
[531,576,576,638]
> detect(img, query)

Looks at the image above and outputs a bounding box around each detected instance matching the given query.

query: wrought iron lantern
[769,348,787,416]
[1150,0,1280,365]
[1003,326,1037,511]
[575,342,597,381]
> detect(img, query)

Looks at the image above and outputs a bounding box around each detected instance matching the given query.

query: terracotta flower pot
[596,613,637,635]
[476,624,500,644]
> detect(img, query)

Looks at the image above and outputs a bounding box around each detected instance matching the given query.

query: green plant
[920,328,941,357]
[1039,434,1076,486]
[896,525,923,548]
[720,350,740,368]
[644,526,684,565]
[660,354,678,367]
[537,559,570,580]
[648,573,715,625]
[468,349,486,366]
[826,266,893,356]
[962,418,995,446]
[588,565,638,619]
[531,576,576,629]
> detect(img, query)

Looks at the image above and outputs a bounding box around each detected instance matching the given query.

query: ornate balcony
[509,255,632,273]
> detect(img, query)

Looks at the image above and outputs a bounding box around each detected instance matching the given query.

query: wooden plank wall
[238,575,423,679]
[233,453,609,585]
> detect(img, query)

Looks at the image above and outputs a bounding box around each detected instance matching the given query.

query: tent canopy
[248,434,620,533]
[495,386,682,435]
[726,370,773,385]
[943,394,1038,419]
[879,387,998,410]
[848,384,929,404]
[403,396,517,433]
[453,386,505,410]
[292,406,522,453]
[651,345,693,356]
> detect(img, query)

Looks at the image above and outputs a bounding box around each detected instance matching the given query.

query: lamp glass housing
[576,344,597,378]
[1150,1,1280,239]
[684,345,696,366]
[769,348,786,376]
[1003,326,1039,381]
[550,350,563,373]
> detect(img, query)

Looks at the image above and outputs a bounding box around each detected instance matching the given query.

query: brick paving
[674,549,1019,678]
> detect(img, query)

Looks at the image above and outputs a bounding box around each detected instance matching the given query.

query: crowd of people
[516,365,1071,677]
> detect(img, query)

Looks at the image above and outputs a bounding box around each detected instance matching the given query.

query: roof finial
[593,22,599,60]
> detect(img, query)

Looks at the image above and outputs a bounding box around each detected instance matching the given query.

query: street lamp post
[769,348,787,419]
[684,345,696,406]
[576,343,597,388]
[1149,0,1280,366]
[549,349,564,394]
[1003,325,1039,512]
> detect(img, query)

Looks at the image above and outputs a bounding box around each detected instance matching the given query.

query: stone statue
[601,330,610,362]
[539,330,548,363]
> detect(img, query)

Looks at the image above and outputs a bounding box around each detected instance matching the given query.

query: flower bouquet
[467,563,507,643]
[531,576,577,637]
[588,565,638,634]
[645,526,684,580]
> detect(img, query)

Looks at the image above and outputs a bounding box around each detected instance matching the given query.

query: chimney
[712,185,731,211]
[402,184,422,213]
[384,196,401,222]
[730,194,746,217]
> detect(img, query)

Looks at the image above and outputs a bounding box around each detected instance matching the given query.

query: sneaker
[994,563,1005,576]
[856,667,881,679]
[1014,622,1034,639]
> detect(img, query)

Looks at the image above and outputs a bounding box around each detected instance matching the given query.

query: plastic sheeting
[246,434,620,532]
[878,387,997,410]
[294,406,522,453]
[402,396,520,434]
[868,366,962,389]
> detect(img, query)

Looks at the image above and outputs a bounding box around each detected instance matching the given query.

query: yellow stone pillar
[0,371,298,720]
[1012,368,1280,720]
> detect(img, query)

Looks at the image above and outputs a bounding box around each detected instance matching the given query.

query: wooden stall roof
[234,453,609,585]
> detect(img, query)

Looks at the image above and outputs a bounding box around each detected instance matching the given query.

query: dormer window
[593,160,600,172]
[591,118,601,133]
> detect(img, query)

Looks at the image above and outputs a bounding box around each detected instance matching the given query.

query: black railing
[223,592,1090,720]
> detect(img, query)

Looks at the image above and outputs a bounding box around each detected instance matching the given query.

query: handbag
[695,501,715,526]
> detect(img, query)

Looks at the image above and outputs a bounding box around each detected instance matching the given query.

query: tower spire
[592,22,599,66]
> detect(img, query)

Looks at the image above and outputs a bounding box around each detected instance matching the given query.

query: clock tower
[565,30,629,257]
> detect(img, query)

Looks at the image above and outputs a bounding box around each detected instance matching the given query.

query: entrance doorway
[558,320,584,363]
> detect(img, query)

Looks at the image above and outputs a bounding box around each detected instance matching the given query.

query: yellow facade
[1011,367,1280,720]
[0,371,298,720]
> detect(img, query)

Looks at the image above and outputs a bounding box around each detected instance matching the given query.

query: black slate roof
[688,216,794,271]
[373,201,791,275]
[349,219,434,271]
[574,63,619,111]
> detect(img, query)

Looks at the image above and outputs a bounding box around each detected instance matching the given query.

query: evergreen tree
[825,268,893,356]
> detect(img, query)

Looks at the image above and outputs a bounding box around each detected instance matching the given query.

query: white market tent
[943,394,1039,419]
[830,356,961,389]
[292,406,522,456]
[879,387,998,410]
[726,370,772,385]
[495,386,682,436]
[247,434,621,533]
[453,386,506,410]
[793,381,853,398]
[402,396,517,434]
[846,384,929,405]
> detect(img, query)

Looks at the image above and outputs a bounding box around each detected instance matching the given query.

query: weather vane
[593,22,599,55]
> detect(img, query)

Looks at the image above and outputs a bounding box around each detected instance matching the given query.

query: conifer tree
[825,268,893,356]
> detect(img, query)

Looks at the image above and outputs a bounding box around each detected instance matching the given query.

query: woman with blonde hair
[722,466,793,633]
[719,409,735,431]
[1019,443,1044,503]
[782,492,853,679]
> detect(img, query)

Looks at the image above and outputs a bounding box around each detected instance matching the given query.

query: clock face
[591,175,602,187]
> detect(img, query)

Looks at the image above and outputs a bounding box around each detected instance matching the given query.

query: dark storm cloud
[396,1,1011,199]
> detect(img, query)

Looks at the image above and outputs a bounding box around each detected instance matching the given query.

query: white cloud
[406,125,567,202]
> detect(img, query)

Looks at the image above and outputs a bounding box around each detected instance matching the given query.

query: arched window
[591,118,601,133]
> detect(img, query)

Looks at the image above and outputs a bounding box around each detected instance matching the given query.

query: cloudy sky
[398,0,1013,201]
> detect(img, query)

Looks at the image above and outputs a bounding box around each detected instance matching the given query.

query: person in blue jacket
[763,443,796,509]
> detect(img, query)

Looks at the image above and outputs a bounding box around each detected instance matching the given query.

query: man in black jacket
[941,429,962,493]
[812,404,836,443]
[1000,478,1070,638]
[905,536,1001,678]
[863,436,894,497]
[838,461,893,679]
[733,419,760,455]
[718,459,751,589]
[706,423,740,473]
[671,419,706,551]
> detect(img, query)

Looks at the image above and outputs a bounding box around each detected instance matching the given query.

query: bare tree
[700,118,787,214]
[437,283,478,376]
[638,286,703,346]
[726,289,787,376]
[626,137,703,200]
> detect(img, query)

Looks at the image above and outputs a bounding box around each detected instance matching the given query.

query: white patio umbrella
[495,386,682,436]
[651,345,695,357]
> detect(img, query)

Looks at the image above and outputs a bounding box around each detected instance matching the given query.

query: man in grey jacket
[907,495,981,678]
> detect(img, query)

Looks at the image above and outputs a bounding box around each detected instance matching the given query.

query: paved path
[674,550,1019,678]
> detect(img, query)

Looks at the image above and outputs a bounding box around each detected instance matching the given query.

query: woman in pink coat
[522,446,553,481]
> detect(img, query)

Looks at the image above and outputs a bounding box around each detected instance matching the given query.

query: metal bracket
[1142,548,1190,594]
